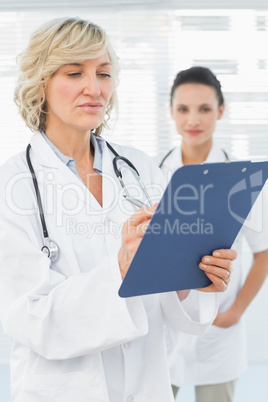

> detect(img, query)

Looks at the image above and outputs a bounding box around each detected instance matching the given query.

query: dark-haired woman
[157,66,268,402]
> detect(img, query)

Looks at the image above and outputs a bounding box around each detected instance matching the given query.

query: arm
[118,205,236,335]
[0,211,149,360]
[213,249,268,328]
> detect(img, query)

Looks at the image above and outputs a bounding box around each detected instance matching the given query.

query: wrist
[117,247,130,280]
[229,304,243,324]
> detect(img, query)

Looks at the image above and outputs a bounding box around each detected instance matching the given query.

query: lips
[186,130,203,136]
[78,102,103,112]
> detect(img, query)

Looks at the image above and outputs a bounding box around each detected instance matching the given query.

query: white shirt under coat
[157,143,268,386]
[0,133,219,402]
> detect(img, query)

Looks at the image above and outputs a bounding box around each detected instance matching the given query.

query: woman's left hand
[213,307,240,328]
[198,248,237,292]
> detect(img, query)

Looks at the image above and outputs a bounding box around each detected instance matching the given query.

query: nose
[82,75,101,98]
[188,112,200,126]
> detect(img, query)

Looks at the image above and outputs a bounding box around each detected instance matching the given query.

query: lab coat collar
[171,143,227,168]
[30,132,109,171]
[30,132,63,169]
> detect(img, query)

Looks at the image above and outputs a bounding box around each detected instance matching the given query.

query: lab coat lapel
[101,140,121,214]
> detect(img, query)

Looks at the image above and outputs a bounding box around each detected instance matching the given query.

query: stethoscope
[26,141,152,262]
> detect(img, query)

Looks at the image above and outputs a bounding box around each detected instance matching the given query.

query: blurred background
[0,1,267,401]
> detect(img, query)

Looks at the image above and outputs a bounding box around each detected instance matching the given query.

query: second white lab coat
[0,133,218,402]
[157,143,268,386]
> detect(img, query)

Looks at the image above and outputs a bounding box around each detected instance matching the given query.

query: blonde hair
[14,17,120,135]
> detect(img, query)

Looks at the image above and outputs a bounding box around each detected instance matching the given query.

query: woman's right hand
[118,205,157,279]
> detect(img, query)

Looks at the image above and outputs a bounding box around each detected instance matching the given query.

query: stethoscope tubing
[26,144,49,239]
[26,139,152,260]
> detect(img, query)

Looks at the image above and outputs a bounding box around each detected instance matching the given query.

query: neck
[45,127,92,164]
[181,140,213,165]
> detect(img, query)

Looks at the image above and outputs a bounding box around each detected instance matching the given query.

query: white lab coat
[157,143,268,386]
[0,133,219,402]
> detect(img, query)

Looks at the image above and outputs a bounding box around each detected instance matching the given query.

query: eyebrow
[176,103,212,107]
[65,62,112,67]
[98,62,112,67]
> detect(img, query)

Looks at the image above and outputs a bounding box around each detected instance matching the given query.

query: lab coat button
[126,395,134,402]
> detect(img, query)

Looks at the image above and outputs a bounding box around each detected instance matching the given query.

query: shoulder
[0,150,28,186]
[155,146,180,169]
[154,146,181,184]
[0,150,36,226]
[100,138,167,190]
[106,140,153,164]
[0,148,34,201]
[99,137,161,174]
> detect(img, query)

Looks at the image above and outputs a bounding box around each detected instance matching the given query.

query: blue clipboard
[119,160,268,298]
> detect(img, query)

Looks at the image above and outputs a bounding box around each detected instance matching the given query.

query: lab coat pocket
[196,325,225,362]
[22,370,105,402]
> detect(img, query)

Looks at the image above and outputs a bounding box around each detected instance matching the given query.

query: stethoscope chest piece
[41,239,60,263]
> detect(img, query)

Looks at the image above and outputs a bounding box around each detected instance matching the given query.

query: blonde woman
[0,20,235,402]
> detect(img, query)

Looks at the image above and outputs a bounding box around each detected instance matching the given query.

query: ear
[217,104,225,120]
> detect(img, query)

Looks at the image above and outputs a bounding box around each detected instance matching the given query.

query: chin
[81,119,103,132]
[188,136,210,145]
[75,122,102,133]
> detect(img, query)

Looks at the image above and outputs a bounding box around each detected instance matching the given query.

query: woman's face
[170,83,224,148]
[45,52,114,134]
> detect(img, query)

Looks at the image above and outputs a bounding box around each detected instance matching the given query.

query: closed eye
[67,72,81,77]
[98,73,111,78]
